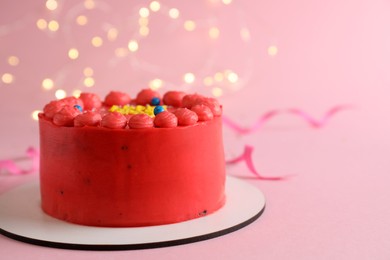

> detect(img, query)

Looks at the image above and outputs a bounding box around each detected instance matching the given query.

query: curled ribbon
[0,147,39,175]
[222,105,353,134]
[226,145,292,180]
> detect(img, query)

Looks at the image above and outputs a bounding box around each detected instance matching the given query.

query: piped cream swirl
[128,114,154,129]
[101,112,127,129]
[74,111,102,127]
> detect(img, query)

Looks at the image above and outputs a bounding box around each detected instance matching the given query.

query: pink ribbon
[0,147,39,175]
[226,145,293,180]
[222,105,353,134]
[222,109,281,134]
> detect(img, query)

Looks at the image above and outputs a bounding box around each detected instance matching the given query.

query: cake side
[39,90,226,227]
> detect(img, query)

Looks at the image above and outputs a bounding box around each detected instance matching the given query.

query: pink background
[1,0,390,259]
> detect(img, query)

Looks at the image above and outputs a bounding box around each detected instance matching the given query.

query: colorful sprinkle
[73,104,83,112]
[154,105,165,115]
[150,97,160,106]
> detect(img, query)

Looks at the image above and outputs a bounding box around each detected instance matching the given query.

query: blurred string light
[72,89,82,97]
[183,73,195,84]
[1,73,14,84]
[8,0,266,102]
[149,1,161,12]
[45,0,58,11]
[127,40,139,52]
[209,27,220,39]
[107,28,118,41]
[42,78,54,90]
[91,36,103,47]
[68,48,79,59]
[8,56,20,66]
[48,20,60,31]
[84,0,96,10]
[184,20,196,31]
[168,8,180,19]
[83,67,94,77]
[84,77,95,87]
[36,19,47,30]
[149,78,163,90]
[31,110,41,121]
[76,15,88,26]
[55,89,67,99]
[268,45,278,56]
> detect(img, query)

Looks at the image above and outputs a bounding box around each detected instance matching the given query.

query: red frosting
[173,108,199,126]
[74,112,102,127]
[128,114,154,129]
[154,111,178,128]
[136,89,161,105]
[79,93,102,111]
[104,91,131,106]
[61,96,84,108]
[163,91,186,107]
[43,100,65,119]
[191,104,214,121]
[52,105,82,126]
[182,94,206,108]
[202,98,222,116]
[101,112,127,129]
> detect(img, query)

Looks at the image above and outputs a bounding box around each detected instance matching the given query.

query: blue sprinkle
[151,97,160,106]
[74,105,83,112]
[154,105,165,115]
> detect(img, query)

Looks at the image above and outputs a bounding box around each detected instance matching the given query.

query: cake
[38,89,226,227]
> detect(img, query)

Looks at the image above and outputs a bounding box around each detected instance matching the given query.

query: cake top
[40,89,222,129]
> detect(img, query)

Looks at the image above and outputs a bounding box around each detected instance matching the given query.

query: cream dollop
[201,98,222,116]
[128,114,154,129]
[181,94,207,108]
[43,100,65,119]
[104,91,131,106]
[136,89,161,105]
[74,111,102,127]
[173,108,199,126]
[163,91,186,107]
[79,93,102,111]
[153,111,178,128]
[190,104,214,121]
[53,105,82,126]
[101,112,127,129]
[61,97,84,108]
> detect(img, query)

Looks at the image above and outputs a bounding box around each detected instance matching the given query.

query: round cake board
[0,176,265,250]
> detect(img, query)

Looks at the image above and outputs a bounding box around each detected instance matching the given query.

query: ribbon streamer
[0,147,39,175]
[222,110,281,134]
[226,145,291,180]
[223,105,353,134]
[287,104,354,128]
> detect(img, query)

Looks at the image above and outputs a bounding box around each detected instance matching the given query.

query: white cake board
[0,176,265,250]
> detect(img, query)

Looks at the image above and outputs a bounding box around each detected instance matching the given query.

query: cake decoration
[162,91,186,107]
[52,105,82,126]
[190,104,213,121]
[173,108,198,126]
[104,91,131,106]
[40,88,222,129]
[74,111,102,127]
[79,92,102,110]
[136,89,161,105]
[73,104,83,112]
[154,111,178,128]
[153,105,165,115]
[38,89,225,227]
[128,114,154,129]
[101,111,127,129]
[150,97,161,106]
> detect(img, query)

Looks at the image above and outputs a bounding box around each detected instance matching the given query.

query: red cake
[38,89,226,227]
